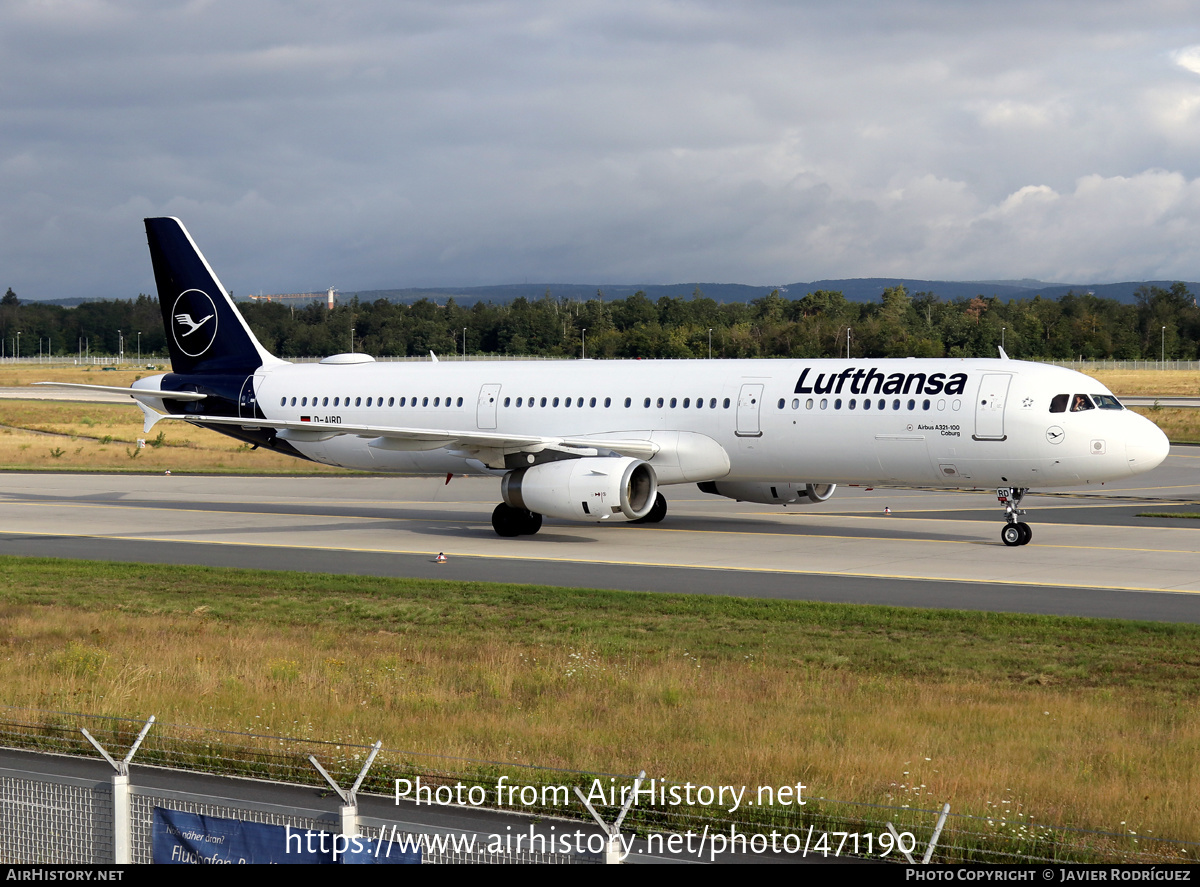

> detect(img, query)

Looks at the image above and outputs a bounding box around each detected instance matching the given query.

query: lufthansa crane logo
[170,289,218,357]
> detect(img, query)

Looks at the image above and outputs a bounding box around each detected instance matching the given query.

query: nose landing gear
[998,487,1032,546]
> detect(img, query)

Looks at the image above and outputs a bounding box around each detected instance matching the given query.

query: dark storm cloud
[3,1,1200,299]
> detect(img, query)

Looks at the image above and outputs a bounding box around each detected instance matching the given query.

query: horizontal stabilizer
[32,382,208,402]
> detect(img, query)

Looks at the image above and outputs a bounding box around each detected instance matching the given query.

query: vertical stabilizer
[144,217,282,375]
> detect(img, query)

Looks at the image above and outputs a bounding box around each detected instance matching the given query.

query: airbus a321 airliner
[52,218,1170,546]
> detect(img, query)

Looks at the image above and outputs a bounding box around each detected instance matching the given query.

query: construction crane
[248,287,338,309]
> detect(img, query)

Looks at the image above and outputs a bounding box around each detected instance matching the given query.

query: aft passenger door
[238,376,258,419]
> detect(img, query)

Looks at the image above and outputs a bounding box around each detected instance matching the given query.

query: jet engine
[696,481,836,505]
[502,456,658,522]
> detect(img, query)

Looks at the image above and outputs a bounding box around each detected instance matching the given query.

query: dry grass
[2,561,1199,848]
[0,365,158,388]
[1085,369,1200,396]
[1129,407,1200,443]
[0,369,350,473]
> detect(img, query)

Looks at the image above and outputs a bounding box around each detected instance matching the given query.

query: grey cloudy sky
[4,0,1200,299]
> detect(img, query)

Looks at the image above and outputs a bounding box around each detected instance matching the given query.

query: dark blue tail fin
[145,217,280,375]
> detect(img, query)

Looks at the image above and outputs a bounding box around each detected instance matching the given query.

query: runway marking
[6,500,1200,554]
[0,527,1196,597]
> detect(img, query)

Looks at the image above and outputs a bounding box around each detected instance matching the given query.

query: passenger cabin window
[1070,394,1095,412]
[1050,394,1069,413]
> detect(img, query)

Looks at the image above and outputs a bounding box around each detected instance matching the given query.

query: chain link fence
[0,707,1194,865]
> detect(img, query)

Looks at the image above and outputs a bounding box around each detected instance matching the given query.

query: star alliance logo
[170,289,219,357]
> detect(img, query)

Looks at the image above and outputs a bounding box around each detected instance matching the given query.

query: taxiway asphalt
[1,447,1198,622]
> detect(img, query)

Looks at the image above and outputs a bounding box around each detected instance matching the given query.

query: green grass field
[1,556,1197,857]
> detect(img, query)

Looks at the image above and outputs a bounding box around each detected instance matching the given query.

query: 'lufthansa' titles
[794,367,968,397]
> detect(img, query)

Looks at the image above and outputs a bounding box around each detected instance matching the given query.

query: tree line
[1,283,1197,361]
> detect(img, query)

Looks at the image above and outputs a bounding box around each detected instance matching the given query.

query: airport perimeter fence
[13,355,1200,369]
[0,707,1193,865]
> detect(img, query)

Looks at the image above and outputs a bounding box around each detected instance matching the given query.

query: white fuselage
[247,357,1168,489]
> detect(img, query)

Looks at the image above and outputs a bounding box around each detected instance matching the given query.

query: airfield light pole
[137,332,141,363]
[581,328,587,360]
[118,330,123,363]
[351,327,355,354]
[1001,327,1005,350]
[1162,326,1166,367]
[463,327,467,360]
[708,328,712,359]
[16,331,20,361]
[846,327,852,359]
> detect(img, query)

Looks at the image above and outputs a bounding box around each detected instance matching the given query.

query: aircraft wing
[149,413,661,462]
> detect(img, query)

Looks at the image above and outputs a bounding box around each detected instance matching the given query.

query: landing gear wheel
[630,492,667,524]
[998,487,1032,548]
[492,503,542,537]
[492,503,522,537]
[520,510,543,535]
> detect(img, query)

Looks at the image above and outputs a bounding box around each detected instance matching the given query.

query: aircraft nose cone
[1126,419,1170,473]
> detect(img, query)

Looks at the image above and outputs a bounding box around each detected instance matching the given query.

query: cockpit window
[1050,394,1069,413]
[1091,394,1123,410]
[1070,393,1095,412]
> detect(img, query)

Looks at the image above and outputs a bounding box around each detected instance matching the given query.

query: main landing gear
[997,487,1032,546]
[491,503,543,537]
[629,492,668,524]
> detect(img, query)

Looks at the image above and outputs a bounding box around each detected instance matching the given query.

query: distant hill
[344,278,1200,306]
[19,279,1200,307]
[344,282,776,306]
[24,297,100,307]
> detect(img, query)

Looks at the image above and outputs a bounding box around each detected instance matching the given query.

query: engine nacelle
[502,456,658,522]
[696,481,836,505]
